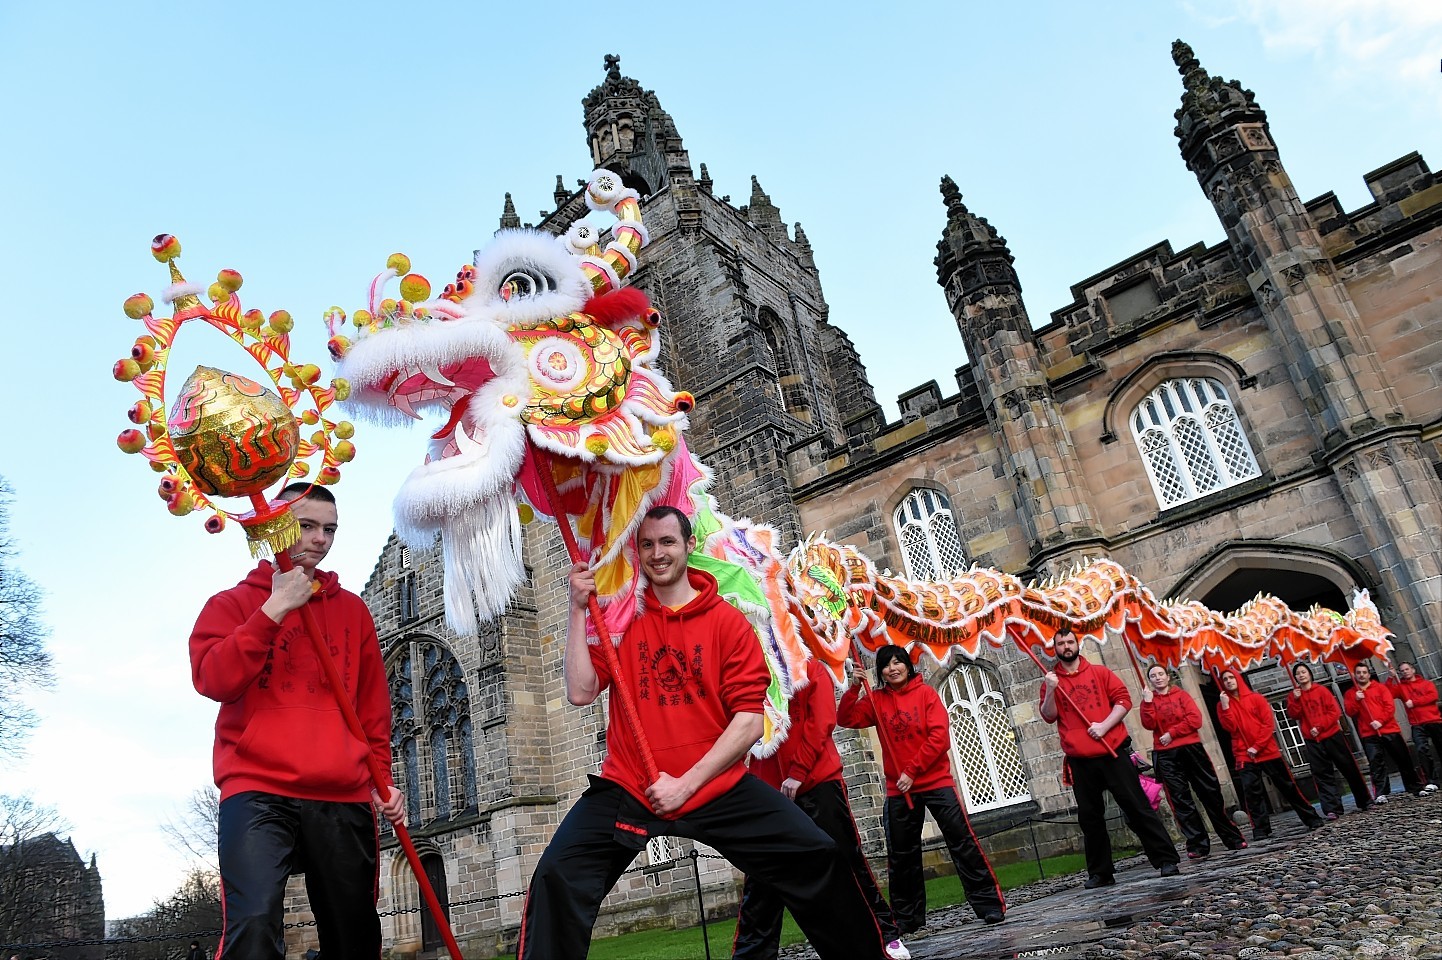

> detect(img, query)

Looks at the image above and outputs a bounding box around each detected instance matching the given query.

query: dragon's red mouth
[376,356,498,465]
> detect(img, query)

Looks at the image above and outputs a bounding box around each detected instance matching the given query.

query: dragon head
[330,170,692,632]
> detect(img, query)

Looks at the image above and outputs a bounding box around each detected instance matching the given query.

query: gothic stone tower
[1172,41,1442,660]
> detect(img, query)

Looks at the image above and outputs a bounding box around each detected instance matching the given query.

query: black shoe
[1083,874,1116,889]
[982,912,1005,925]
[1159,863,1180,877]
[1304,820,1324,831]
[1252,830,1272,841]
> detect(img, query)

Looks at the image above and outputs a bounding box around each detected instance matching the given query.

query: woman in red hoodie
[1285,662,1373,817]
[1139,665,1247,857]
[1386,661,1442,789]
[838,645,1004,931]
[1216,670,1324,839]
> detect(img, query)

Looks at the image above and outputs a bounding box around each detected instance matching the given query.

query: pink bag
[1137,772,1164,810]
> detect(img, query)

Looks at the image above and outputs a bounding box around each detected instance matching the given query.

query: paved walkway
[784,791,1442,959]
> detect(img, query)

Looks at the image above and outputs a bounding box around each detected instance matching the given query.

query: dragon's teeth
[421,362,454,387]
[393,394,422,420]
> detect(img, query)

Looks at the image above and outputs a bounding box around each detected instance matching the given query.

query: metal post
[690,848,712,960]
[1027,817,1046,880]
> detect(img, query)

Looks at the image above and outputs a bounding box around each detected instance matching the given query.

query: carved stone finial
[499,192,521,230]
[939,175,965,214]
[604,54,621,80]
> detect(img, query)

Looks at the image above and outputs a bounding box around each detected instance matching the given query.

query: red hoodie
[1387,677,1442,727]
[838,674,954,797]
[592,569,768,819]
[1285,684,1344,741]
[189,560,392,803]
[1216,671,1281,764]
[1139,686,1204,749]
[1344,679,1401,737]
[750,658,844,794]
[1037,657,1132,759]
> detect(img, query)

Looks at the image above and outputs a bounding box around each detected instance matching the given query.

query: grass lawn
[496,849,1132,959]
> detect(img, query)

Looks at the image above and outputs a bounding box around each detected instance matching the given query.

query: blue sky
[2,0,1438,921]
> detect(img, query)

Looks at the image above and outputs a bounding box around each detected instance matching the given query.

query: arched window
[388,639,478,823]
[1129,378,1260,508]
[1269,700,1307,768]
[893,488,967,581]
[940,663,1031,812]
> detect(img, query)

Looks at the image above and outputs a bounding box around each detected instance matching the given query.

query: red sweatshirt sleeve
[716,614,769,717]
[783,675,830,785]
[1139,697,1159,732]
[1217,697,1243,737]
[1413,681,1439,708]
[190,591,283,704]
[906,685,952,779]
[1285,691,1304,721]
[837,683,877,729]
[350,598,394,786]
[1343,687,1366,722]
[1170,693,1202,740]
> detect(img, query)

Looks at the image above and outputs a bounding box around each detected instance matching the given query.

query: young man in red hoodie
[1216,670,1324,838]
[735,656,910,960]
[189,484,404,960]
[1285,662,1373,818]
[1344,662,1425,799]
[517,507,886,960]
[1386,661,1442,790]
[1139,665,1247,858]
[1040,631,1180,888]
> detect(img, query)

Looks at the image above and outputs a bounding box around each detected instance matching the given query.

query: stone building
[0,833,104,960]
[281,43,1440,958]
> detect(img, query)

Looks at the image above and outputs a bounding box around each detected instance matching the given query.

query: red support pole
[253,495,463,960]
[529,445,661,785]
[1009,626,1117,758]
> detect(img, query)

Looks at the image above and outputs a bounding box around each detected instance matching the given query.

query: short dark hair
[874,644,917,687]
[279,482,335,505]
[641,505,692,541]
[1291,662,1314,681]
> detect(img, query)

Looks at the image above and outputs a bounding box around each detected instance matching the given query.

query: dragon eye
[499,271,540,302]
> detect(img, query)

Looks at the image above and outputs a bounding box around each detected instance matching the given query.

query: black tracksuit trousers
[732,779,900,959]
[1363,732,1423,794]
[883,786,1003,931]
[518,775,884,960]
[1304,732,1372,815]
[1236,758,1324,835]
[1152,742,1246,855]
[1069,753,1180,879]
[217,791,380,960]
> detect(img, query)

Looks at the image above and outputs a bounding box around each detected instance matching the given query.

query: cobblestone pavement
[781,791,1442,959]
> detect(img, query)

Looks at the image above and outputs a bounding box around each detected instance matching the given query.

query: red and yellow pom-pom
[585,435,610,456]
[399,274,431,303]
[151,234,182,262]
[334,421,355,440]
[127,400,153,425]
[352,309,372,330]
[300,409,319,425]
[331,378,351,401]
[269,310,294,334]
[239,309,264,332]
[124,293,154,319]
[131,340,156,366]
[208,282,230,304]
[517,503,535,524]
[114,358,141,382]
[674,391,695,412]
[216,268,243,292]
[317,465,341,485]
[204,514,227,534]
[158,476,181,499]
[117,429,146,454]
[387,253,412,275]
[333,440,356,463]
[327,335,352,361]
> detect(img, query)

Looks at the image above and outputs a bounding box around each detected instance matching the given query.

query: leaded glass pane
[894,489,968,580]
[941,665,1030,812]
[1173,417,1221,492]
[1140,430,1187,505]
[1205,404,1260,482]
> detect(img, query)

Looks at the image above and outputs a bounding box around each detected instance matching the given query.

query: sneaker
[1083,874,1116,889]
[1375,794,1388,805]
[1252,830,1272,841]
[1186,850,1210,860]
[1425,784,1439,794]
[885,940,911,960]
[1325,812,1340,821]
[1159,863,1181,877]
[1230,840,1249,851]
[983,912,1005,925]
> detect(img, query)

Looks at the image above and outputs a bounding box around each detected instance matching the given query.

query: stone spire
[747,175,789,242]
[793,222,815,270]
[698,162,713,195]
[1171,39,1266,179]
[934,176,1019,314]
[498,193,521,230]
[552,174,570,209]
